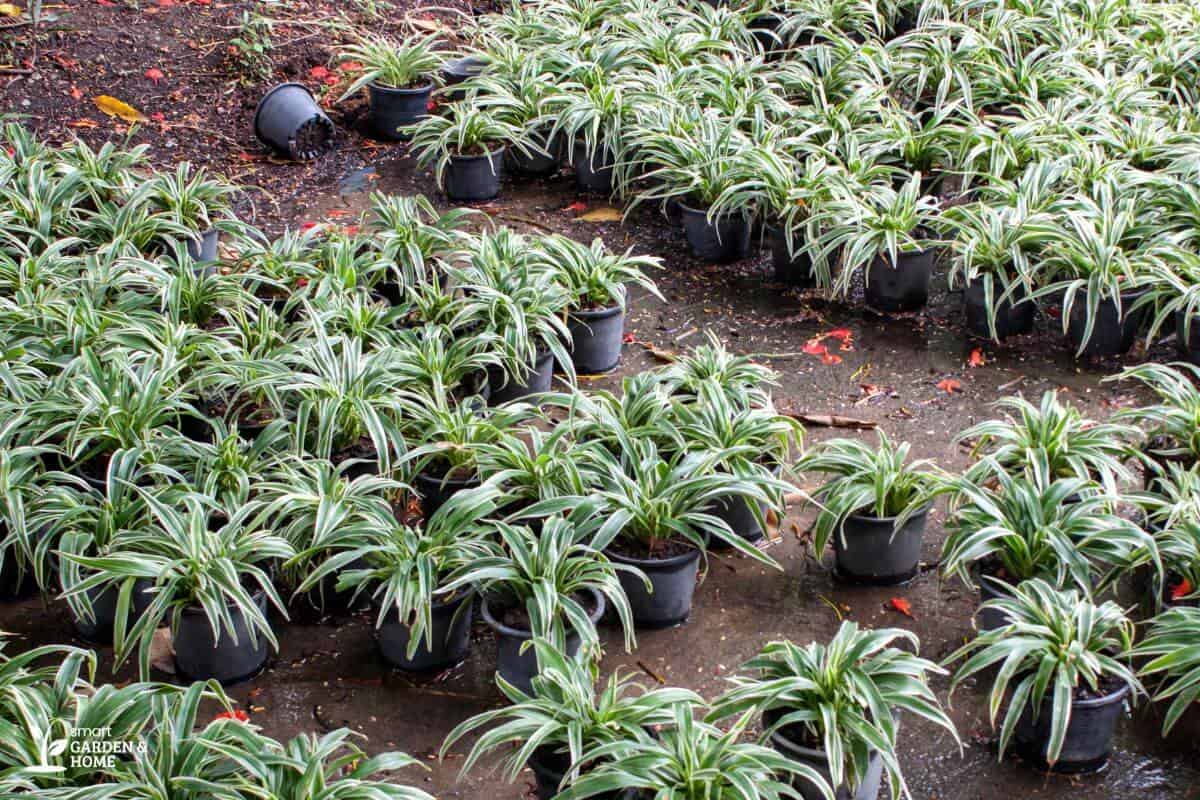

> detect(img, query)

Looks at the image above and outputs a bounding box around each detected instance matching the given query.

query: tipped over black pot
[173,591,272,685]
[376,592,473,672]
[567,304,625,374]
[606,542,701,628]
[833,506,928,585]
[442,147,504,202]
[254,83,335,160]
[680,203,751,264]
[866,249,934,312]
[367,81,432,140]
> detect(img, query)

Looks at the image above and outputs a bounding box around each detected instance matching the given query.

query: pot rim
[569,303,623,320]
[605,541,702,568]
[1067,680,1131,709]
[480,586,605,639]
[375,588,470,619]
[844,503,932,526]
[414,469,481,488]
[449,145,506,162]
[368,79,435,95]
[253,82,317,140]
[677,200,745,221]
[181,587,266,617]
[442,56,488,75]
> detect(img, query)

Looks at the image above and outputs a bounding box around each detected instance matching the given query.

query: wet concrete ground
[3,149,1197,799]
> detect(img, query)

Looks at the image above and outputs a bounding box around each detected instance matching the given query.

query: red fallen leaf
[309,66,331,80]
[563,201,588,213]
[968,348,986,368]
[236,151,260,161]
[1170,578,1193,601]
[325,209,351,219]
[300,222,317,230]
[888,597,914,618]
[343,224,360,236]
[150,112,166,121]
[821,351,842,365]
[69,85,84,100]
[157,0,176,6]
[622,333,636,344]
[338,61,363,73]
[192,0,211,5]
[426,100,439,113]
[937,378,962,395]
[214,709,249,723]
[802,338,827,356]
[145,68,165,84]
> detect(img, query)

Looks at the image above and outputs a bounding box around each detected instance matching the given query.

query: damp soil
[2,4,1198,800]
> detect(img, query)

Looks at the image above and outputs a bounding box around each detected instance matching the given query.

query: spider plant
[1133,604,1200,736]
[958,391,1138,492]
[409,104,528,187]
[391,322,500,402]
[942,458,1158,596]
[398,392,532,486]
[946,578,1141,768]
[56,136,148,208]
[475,426,599,512]
[1140,245,1200,355]
[339,32,444,95]
[534,235,662,311]
[62,491,293,680]
[632,114,750,211]
[366,193,474,288]
[556,702,834,800]
[145,163,237,242]
[441,639,702,789]
[797,430,946,559]
[0,444,54,593]
[709,622,958,800]
[1111,362,1200,472]
[658,331,777,410]
[174,419,289,510]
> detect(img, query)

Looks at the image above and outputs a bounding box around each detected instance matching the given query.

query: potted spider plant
[550,77,628,196]
[1134,605,1200,736]
[473,59,567,177]
[589,439,780,627]
[146,163,237,264]
[798,431,946,585]
[942,462,1158,630]
[0,445,53,600]
[534,235,662,374]
[339,33,444,140]
[941,201,1054,340]
[294,488,499,671]
[635,119,751,264]
[556,702,835,800]
[63,491,293,683]
[1111,362,1200,485]
[441,510,636,694]
[947,579,1142,773]
[659,332,778,410]
[674,383,802,544]
[366,192,475,292]
[823,174,941,312]
[1141,246,1200,365]
[410,104,529,202]
[958,390,1138,494]
[441,639,701,800]
[708,623,959,800]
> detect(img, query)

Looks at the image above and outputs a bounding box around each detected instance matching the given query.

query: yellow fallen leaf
[93,95,146,123]
[0,4,21,18]
[576,206,623,222]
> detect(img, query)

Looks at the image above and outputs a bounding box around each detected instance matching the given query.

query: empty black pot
[767,224,815,287]
[367,81,432,140]
[567,305,625,374]
[964,280,1036,340]
[1066,291,1148,357]
[765,708,885,800]
[376,592,473,671]
[487,350,554,405]
[865,249,935,312]
[607,544,701,628]
[174,591,272,684]
[481,588,604,695]
[441,56,486,102]
[680,203,751,264]
[253,83,335,160]
[1176,310,1200,366]
[1014,683,1130,773]
[442,148,504,202]
[414,470,482,519]
[572,141,616,195]
[186,229,219,263]
[833,506,928,585]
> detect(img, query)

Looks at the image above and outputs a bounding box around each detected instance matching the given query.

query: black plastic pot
[765,708,885,800]
[964,280,1036,341]
[572,141,616,195]
[528,748,636,800]
[707,494,770,549]
[186,229,219,262]
[70,578,154,644]
[865,249,935,312]
[767,224,814,287]
[367,81,432,140]
[833,506,928,585]
[977,572,1012,632]
[0,552,38,601]
[607,544,701,628]
[481,588,605,695]
[567,305,625,374]
[443,148,504,202]
[487,350,554,405]
[253,83,335,160]
[1176,310,1200,366]
[376,592,473,672]
[174,591,272,684]
[1066,291,1148,358]
[441,56,487,102]
[414,470,482,519]
[679,203,751,264]
[506,134,561,177]
[1014,683,1130,773]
